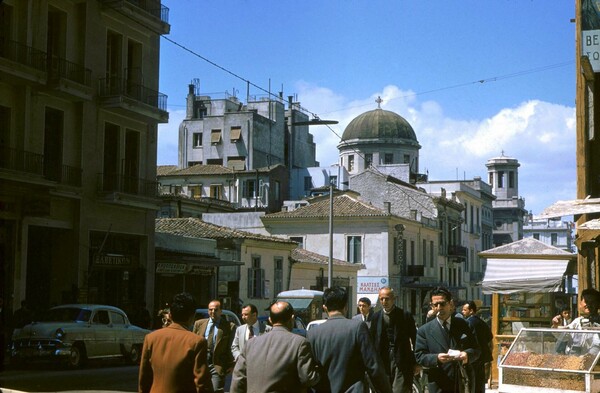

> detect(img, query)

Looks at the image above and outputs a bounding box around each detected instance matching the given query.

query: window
[347,236,362,263]
[509,171,515,188]
[551,233,558,246]
[393,237,399,265]
[93,310,110,325]
[193,132,202,147]
[227,156,245,170]
[384,153,393,164]
[304,176,312,191]
[430,241,434,267]
[210,184,223,199]
[422,239,427,265]
[365,153,373,169]
[533,233,540,240]
[274,181,280,201]
[410,240,415,265]
[488,173,493,187]
[230,126,242,142]
[211,129,222,144]
[274,257,283,296]
[290,236,304,248]
[206,158,223,165]
[348,155,355,171]
[189,185,202,199]
[247,256,265,299]
[244,179,257,198]
[402,239,407,265]
[497,171,504,188]
[404,154,410,164]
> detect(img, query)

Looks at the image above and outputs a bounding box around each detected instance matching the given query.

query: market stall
[479,238,577,387]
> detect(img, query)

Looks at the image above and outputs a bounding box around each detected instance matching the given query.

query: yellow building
[0,0,169,316]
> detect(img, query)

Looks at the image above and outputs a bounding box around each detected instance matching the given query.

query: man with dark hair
[139,292,213,393]
[308,286,391,393]
[231,303,270,362]
[462,301,493,393]
[552,288,600,356]
[370,286,419,393]
[415,287,480,393]
[231,301,320,393]
[193,299,236,393]
[352,296,374,328]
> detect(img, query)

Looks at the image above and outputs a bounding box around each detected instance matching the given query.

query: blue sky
[158,1,576,215]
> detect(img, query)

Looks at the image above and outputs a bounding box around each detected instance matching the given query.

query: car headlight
[55,328,65,340]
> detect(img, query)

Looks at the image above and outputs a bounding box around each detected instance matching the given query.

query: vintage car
[11,304,150,368]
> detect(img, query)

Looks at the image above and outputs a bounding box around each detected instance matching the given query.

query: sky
[157,1,576,216]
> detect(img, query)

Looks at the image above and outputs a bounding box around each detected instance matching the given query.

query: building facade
[0,0,169,316]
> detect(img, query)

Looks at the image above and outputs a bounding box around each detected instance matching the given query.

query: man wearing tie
[232,303,271,362]
[193,299,236,393]
[352,297,374,328]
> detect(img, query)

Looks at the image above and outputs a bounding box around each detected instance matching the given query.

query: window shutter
[247,267,253,298]
[258,268,265,298]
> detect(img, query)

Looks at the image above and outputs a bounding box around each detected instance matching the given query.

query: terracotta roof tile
[264,194,390,219]
[157,165,178,176]
[291,248,361,268]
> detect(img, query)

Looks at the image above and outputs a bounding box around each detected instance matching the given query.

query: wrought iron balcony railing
[0,39,47,71]
[98,173,159,198]
[48,55,92,87]
[98,77,167,111]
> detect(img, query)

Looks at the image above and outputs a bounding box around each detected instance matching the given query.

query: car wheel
[129,344,142,364]
[68,343,86,368]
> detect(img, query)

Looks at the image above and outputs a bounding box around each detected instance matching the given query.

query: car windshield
[41,307,92,323]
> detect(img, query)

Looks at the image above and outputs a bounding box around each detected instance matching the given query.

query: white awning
[481,258,570,294]
[538,197,600,219]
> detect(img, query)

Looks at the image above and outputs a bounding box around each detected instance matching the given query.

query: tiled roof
[291,248,362,268]
[157,164,286,177]
[157,165,178,176]
[155,217,295,244]
[479,237,574,257]
[264,194,390,219]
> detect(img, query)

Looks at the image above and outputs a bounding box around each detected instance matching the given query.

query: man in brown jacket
[138,293,213,393]
[193,299,236,393]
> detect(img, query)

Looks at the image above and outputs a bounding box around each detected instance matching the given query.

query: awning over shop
[481,258,570,294]
[538,197,600,219]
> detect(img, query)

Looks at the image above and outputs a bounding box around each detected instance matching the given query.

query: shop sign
[93,253,131,267]
[357,276,388,294]
[156,262,187,274]
[187,264,213,275]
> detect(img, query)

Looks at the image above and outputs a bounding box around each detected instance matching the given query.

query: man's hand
[551,315,562,328]
[437,353,454,364]
[413,364,422,375]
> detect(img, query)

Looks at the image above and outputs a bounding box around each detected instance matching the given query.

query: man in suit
[370,287,420,393]
[230,301,320,393]
[352,297,374,328]
[415,287,480,393]
[231,303,270,362]
[462,301,493,393]
[139,292,213,393]
[193,299,236,393]
[308,287,392,393]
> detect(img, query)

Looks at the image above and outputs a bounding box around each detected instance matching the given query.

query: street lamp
[291,116,338,289]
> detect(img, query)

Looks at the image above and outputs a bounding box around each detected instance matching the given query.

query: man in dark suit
[193,299,236,393]
[308,287,392,393]
[415,287,481,393]
[352,297,374,328]
[139,292,213,393]
[231,303,270,362]
[462,300,493,393]
[370,287,419,393]
[230,301,320,393]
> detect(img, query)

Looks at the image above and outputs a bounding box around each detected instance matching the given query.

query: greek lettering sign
[156,263,187,274]
[93,254,131,267]
[357,276,388,294]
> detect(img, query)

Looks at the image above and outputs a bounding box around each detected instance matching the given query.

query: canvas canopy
[481,258,570,294]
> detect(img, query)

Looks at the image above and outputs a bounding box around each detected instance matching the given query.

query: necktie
[248,324,254,340]
[207,321,215,352]
[443,320,449,335]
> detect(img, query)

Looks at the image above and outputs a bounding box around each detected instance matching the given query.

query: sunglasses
[431,301,448,308]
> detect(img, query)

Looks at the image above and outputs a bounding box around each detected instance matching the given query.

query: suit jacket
[414,316,480,393]
[308,315,392,393]
[466,315,493,363]
[370,306,417,377]
[352,309,374,328]
[231,321,271,361]
[138,322,213,393]
[230,325,320,393]
[193,317,236,375]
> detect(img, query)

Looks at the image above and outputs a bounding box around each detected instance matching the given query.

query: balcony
[0,39,47,83]
[98,173,159,198]
[447,245,468,262]
[99,0,170,35]
[98,77,169,123]
[0,145,81,187]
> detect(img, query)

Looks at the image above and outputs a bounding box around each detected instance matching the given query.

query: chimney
[384,202,391,213]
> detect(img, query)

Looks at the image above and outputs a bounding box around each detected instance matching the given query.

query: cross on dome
[376,96,383,109]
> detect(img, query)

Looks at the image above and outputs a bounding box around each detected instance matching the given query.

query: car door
[91,309,115,356]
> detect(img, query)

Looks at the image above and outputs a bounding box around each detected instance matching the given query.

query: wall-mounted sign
[582,0,600,72]
[357,276,388,294]
[93,254,131,267]
[156,263,187,274]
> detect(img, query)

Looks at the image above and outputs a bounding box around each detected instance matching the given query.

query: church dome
[341,108,417,142]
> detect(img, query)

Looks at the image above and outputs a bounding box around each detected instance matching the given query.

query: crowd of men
[138,286,495,393]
